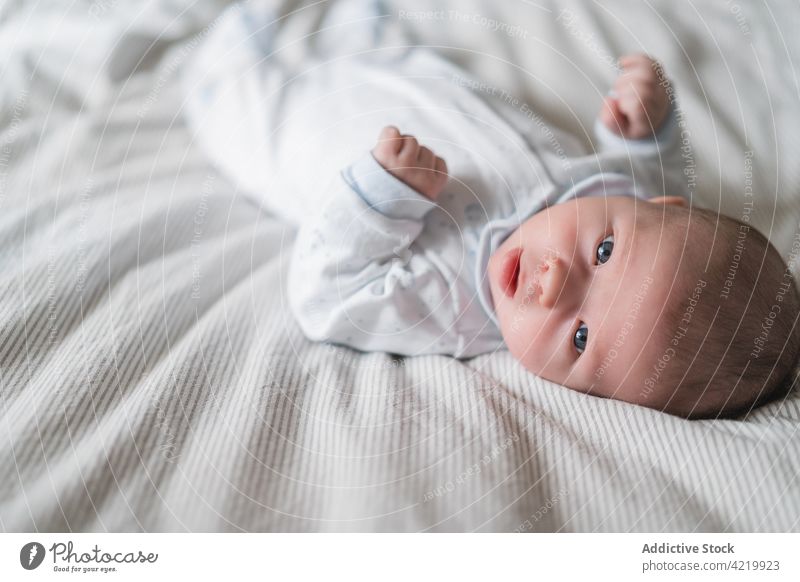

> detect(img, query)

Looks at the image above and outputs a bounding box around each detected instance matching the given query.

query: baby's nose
[536,257,567,309]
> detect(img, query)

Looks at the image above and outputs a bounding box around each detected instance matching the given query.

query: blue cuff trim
[342,153,435,221]
[594,101,679,154]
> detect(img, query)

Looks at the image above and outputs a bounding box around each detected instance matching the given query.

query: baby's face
[488,195,687,409]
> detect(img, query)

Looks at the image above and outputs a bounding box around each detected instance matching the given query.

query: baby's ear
[648,196,687,207]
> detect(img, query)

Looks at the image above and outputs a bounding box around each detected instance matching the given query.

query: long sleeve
[593,102,691,200]
[288,153,463,356]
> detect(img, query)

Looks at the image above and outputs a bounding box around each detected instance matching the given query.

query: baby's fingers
[377,126,403,154]
[618,53,655,74]
[600,95,630,137]
[616,94,652,139]
[417,146,435,169]
[399,135,419,160]
[434,156,448,178]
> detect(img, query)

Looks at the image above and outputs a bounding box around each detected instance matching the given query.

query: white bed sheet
[0,0,798,532]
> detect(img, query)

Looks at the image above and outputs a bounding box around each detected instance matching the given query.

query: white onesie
[181,2,687,358]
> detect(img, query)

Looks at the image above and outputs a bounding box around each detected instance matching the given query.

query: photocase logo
[20,542,46,570]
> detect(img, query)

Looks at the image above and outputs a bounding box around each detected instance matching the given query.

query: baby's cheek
[501,315,550,373]
[499,312,526,353]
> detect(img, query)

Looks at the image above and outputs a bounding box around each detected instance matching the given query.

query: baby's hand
[372,126,448,200]
[600,54,672,140]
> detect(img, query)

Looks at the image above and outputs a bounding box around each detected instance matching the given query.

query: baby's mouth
[498,247,523,298]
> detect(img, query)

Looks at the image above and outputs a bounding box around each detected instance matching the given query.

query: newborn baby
[182,5,799,419]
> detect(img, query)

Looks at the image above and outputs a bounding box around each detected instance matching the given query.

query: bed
[1,0,798,532]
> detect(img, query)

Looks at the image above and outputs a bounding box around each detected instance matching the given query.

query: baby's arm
[288,127,459,356]
[599,54,672,140]
[594,54,688,199]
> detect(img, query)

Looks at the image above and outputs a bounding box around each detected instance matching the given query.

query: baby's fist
[372,126,448,200]
[600,54,672,140]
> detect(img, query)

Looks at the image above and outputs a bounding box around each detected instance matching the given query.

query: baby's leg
[181,3,304,223]
[181,0,404,225]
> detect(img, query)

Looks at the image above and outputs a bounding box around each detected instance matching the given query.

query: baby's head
[488,195,799,418]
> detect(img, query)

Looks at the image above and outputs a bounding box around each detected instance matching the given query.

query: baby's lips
[498,247,523,299]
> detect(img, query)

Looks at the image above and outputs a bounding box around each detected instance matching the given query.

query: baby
[182,7,799,419]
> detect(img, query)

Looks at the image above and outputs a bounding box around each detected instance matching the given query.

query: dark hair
[657,207,799,418]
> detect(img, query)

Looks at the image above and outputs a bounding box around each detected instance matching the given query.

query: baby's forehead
[588,269,678,377]
[587,302,676,405]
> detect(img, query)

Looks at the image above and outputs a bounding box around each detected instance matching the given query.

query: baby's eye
[573,322,588,354]
[596,234,614,265]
